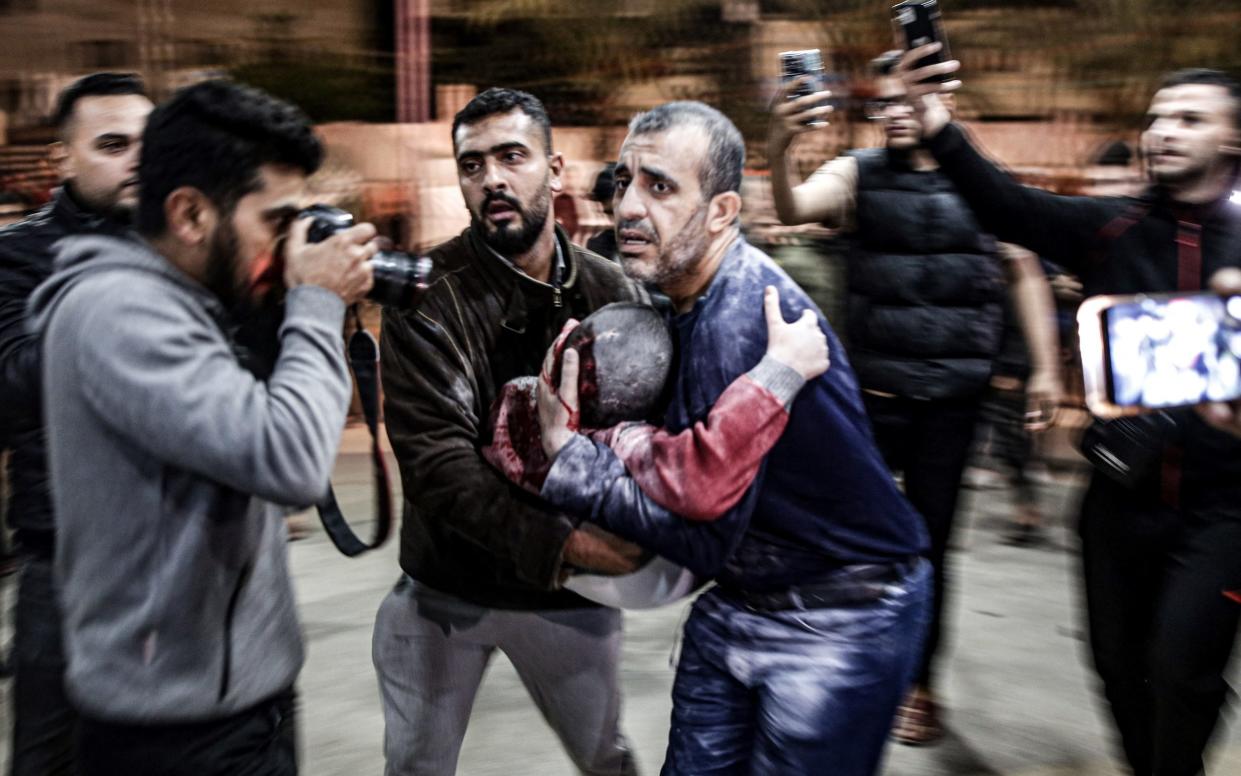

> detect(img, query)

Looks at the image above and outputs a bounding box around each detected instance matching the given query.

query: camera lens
[369,252,433,308]
[297,205,433,308]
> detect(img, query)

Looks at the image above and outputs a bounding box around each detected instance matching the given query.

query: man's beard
[106,179,141,219]
[67,179,138,223]
[206,218,285,378]
[1149,161,1212,187]
[1143,142,1220,187]
[204,219,246,312]
[471,186,551,257]
[618,206,710,289]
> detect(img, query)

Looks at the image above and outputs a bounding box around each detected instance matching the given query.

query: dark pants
[661,561,931,775]
[372,578,635,776]
[77,690,298,776]
[1079,475,1241,776]
[976,387,1038,501]
[10,555,77,776]
[863,393,980,686]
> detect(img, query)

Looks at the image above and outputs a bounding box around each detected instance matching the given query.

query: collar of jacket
[465,225,579,335]
[49,184,132,237]
[1140,182,1241,225]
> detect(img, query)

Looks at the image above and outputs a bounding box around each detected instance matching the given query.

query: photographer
[27,80,375,775]
[0,72,151,775]
[901,52,1241,776]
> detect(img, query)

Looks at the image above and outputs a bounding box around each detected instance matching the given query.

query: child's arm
[590,355,803,520]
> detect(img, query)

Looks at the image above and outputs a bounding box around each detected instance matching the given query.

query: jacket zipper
[218,561,253,702]
[552,286,562,308]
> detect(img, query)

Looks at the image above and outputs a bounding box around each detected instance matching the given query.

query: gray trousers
[372,576,637,776]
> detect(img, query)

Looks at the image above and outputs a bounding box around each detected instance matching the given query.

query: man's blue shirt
[543,238,928,591]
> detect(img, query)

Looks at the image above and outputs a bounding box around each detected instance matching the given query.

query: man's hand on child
[538,320,582,459]
[763,286,829,380]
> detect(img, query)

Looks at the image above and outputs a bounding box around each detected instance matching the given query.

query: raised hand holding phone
[892,0,961,139]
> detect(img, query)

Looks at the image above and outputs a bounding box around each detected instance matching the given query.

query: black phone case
[894,1,950,82]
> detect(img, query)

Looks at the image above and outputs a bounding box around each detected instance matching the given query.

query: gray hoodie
[28,234,351,723]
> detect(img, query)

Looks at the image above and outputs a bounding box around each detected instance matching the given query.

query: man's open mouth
[485,198,519,223]
[619,228,654,249]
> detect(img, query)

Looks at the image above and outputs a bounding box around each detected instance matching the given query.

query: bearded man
[373,88,646,776]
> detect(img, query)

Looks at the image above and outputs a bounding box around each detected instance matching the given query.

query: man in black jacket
[0,72,151,776]
[374,88,643,775]
[767,51,1061,743]
[902,52,1241,776]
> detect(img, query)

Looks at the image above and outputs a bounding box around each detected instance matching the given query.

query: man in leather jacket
[0,72,151,776]
[373,88,643,775]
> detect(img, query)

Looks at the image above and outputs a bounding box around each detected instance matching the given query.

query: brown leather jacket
[380,226,645,608]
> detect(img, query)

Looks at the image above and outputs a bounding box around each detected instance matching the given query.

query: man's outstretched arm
[767,78,855,228]
[898,45,1120,272]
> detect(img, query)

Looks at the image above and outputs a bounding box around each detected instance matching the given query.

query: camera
[299,204,433,308]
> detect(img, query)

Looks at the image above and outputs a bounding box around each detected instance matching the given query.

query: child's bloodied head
[553,302,673,428]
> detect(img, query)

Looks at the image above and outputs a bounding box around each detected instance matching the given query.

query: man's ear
[707,191,742,234]
[548,151,566,195]
[163,187,217,247]
[48,141,70,180]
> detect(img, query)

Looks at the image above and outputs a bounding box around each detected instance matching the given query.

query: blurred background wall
[3,0,1239,234]
[4,0,1238,454]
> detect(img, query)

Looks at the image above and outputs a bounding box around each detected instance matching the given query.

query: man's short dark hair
[626,101,745,200]
[590,162,617,202]
[136,79,323,237]
[870,51,903,77]
[452,88,553,153]
[53,72,147,133]
[1157,68,1241,130]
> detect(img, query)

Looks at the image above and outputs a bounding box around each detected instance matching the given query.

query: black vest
[845,147,1005,400]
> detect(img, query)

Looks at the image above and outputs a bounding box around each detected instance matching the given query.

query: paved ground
[4,427,1241,774]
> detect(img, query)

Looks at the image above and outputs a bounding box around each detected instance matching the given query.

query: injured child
[482,287,828,607]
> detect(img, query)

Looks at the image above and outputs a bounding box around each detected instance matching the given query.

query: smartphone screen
[1103,293,1241,409]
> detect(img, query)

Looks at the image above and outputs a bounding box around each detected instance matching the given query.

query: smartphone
[778,49,828,126]
[892,0,950,82]
[1078,292,1241,418]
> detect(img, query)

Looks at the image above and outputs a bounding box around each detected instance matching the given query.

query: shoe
[892,687,945,746]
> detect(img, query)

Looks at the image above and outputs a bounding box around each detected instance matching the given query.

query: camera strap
[314,307,393,556]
